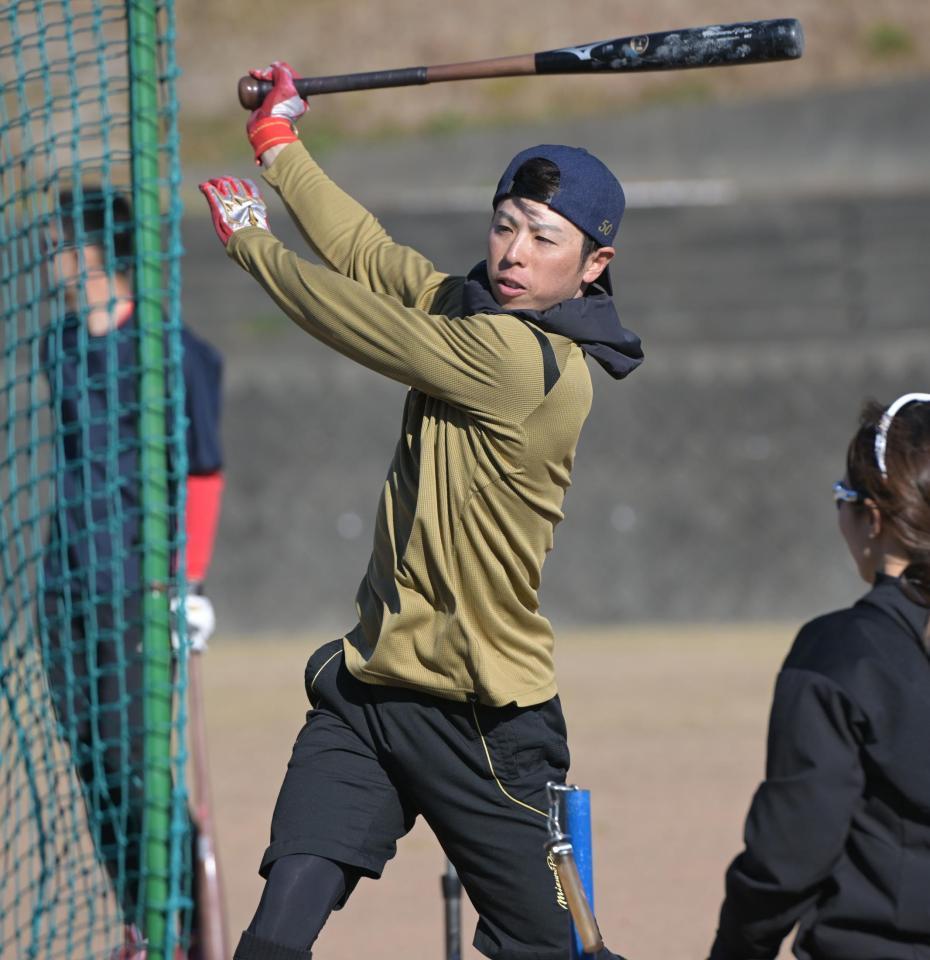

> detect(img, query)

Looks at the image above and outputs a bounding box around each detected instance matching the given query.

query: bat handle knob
[237,76,271,110]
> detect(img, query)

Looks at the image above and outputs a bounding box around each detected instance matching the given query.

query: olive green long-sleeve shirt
[227,142,593,706]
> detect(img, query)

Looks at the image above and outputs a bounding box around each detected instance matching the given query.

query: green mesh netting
[0,3,192,958]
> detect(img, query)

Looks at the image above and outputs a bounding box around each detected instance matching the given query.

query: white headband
[874,392,930,478]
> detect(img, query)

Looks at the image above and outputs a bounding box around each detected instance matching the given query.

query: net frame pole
[127,2,172,956]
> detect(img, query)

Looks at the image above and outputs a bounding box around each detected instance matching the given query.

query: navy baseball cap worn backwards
[493,144,625,250]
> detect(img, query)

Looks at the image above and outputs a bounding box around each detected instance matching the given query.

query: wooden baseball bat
[188,650,229,960]
[238,18,804,109]
[546,840,605,954]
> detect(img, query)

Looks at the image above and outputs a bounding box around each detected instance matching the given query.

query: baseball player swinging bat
[238,18,804,108]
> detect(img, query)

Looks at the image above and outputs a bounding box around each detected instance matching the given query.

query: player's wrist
[248,116,298,164]
[259,142,289,168]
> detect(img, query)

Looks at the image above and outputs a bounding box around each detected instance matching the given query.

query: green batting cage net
[0,3,193,958]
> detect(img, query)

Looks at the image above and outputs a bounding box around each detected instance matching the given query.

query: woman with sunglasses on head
[708,393,930,960]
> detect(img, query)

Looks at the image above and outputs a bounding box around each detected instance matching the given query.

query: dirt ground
[200,624,799,959]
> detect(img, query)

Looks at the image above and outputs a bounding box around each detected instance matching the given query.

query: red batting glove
[246,61,308,163]
[198,177,270,247]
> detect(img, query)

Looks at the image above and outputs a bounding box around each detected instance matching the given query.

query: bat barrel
[535,18,805,74]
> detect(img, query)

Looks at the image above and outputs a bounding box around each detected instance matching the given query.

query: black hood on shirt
[462,261,644,381]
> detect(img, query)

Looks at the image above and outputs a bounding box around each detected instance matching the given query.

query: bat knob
[237,76,271,110]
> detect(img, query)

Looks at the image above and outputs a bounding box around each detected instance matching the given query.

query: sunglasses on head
[832,479,864,507]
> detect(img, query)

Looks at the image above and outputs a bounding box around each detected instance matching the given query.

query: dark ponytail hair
[846,397,930,606]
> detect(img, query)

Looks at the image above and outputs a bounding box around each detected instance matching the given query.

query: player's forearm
[709,671,863,960]
[185,472,224,583]
[709,863,813,960]
[227,227,542,423]
[228,226,445,382]
[262,141,443,308]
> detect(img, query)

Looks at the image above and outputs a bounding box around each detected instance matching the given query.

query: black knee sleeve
[247,853,355,952]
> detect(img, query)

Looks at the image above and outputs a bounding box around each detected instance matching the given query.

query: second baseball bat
[238,18,804,109]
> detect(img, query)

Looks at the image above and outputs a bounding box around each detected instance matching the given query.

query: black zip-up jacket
[42,313,223,601]
[710,574,930,960]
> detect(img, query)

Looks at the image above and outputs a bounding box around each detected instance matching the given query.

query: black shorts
[262,639,574,960]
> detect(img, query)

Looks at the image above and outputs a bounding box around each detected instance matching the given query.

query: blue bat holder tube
[564,788,595,959]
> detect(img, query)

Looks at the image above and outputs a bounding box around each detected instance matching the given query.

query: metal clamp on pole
[545,783,605,956]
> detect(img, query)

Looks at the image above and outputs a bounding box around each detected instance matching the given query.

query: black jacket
[710,574,930,960]
[42,313,223,600]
